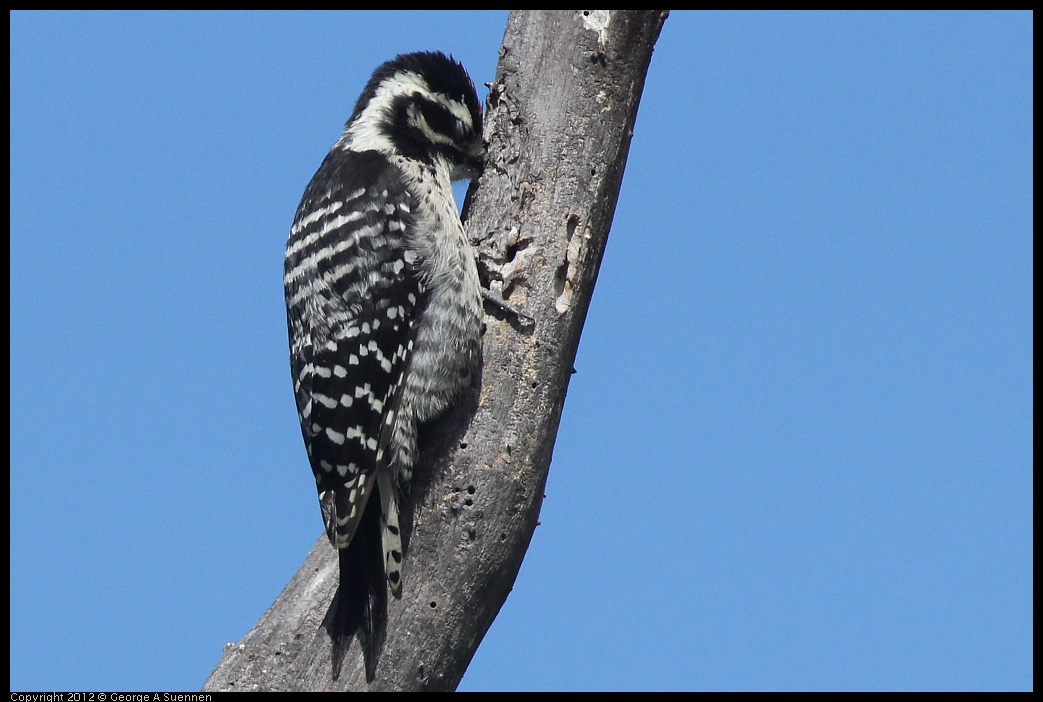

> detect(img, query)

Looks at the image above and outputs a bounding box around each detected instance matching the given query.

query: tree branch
[202,10,668,691]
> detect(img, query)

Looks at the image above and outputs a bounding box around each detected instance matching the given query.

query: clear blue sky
[10,11,1032,692]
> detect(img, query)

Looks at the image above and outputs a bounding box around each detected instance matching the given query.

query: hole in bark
[566,214,580,242]
[505,237,530,263]
[553,259,568,297]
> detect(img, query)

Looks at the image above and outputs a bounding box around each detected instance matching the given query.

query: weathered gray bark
[203,10,668,692]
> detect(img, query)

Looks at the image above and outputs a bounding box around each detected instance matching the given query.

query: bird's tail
[327,486,387,681]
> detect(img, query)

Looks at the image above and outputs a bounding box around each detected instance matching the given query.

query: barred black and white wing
[284,148,422,674]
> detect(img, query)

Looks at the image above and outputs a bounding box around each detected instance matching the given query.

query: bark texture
[203,9,668,691]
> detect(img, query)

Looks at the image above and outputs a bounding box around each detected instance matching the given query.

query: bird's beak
[453,140,486,181]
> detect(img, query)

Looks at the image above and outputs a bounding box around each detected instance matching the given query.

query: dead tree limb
[203,9,668,691]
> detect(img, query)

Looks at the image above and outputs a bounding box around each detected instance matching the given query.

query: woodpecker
[283,51,484,679]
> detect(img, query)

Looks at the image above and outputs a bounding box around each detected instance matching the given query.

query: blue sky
[10,11,1031,692]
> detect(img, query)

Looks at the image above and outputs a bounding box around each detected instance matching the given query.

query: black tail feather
[327,486,388,681]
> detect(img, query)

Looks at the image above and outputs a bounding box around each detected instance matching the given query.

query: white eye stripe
[339,71,430,153]
[407,101,473,149]
[426,90,475,130]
